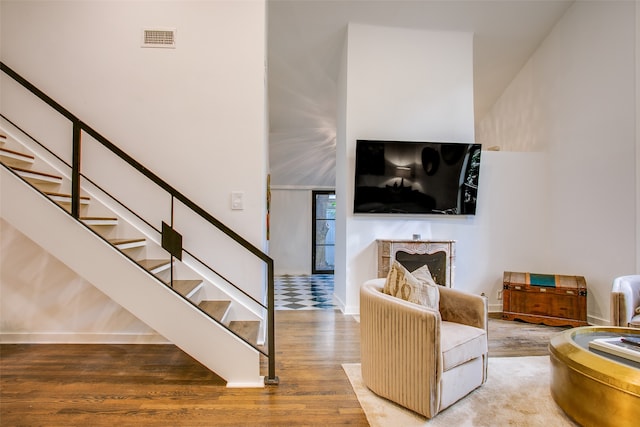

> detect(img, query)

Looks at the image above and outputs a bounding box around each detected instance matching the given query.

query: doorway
[312,191,335,274]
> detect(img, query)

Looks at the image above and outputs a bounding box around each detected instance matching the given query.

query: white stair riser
[14,169,62,184]
[114,240,146,250]
[83,219,119,226]
[0,151,35,164]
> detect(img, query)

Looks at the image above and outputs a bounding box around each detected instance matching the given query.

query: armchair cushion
[383,261,439,310]
[441,321,487,371]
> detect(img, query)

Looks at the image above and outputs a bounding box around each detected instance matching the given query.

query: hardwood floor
[0,311,365,426]
[0,311,569,426]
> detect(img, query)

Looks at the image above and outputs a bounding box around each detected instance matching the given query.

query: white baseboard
[587,315,611,326]
[0,332,170,344]
[488,303,503,313]
[333,294,347,313]
[333,294,360,315]
[226,377,266,388]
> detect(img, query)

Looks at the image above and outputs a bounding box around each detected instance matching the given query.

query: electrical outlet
[497,290,503,299]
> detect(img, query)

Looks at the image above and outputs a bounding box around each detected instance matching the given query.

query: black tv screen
[354,140,481,215]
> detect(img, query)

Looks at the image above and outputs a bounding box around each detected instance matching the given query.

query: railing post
[265,259,279,385]
[71,121,81,219]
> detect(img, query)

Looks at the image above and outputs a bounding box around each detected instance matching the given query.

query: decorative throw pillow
[635,306,640,315]
[383,261,439,310]
[411,264,440,309]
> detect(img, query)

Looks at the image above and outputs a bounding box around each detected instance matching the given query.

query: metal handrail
[0,61,278,385]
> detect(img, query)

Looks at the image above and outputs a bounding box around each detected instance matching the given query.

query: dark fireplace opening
[395,251,447,286]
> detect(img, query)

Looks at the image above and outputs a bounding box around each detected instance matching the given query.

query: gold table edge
[548,326,640,394]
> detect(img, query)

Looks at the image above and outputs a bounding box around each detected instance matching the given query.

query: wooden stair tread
[198,300,231,321]
[138,259,171,272]
[229,320,260,345]
[171,280,203,296]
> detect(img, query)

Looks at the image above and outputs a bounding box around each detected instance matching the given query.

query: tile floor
[275,274,336,310]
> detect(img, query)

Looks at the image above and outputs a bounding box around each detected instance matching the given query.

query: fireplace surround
[377,239,455,287]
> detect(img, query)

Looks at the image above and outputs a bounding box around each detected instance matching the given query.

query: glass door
[312,191,335,274]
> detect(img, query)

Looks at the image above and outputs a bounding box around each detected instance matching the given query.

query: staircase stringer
[1,167,264,388]
[1,118,264,330]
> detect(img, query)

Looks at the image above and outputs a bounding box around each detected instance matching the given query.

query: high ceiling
[266,0,574,185]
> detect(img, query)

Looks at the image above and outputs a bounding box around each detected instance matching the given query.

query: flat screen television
[354,140,481,215]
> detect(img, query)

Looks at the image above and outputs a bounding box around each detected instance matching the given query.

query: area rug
[343,356,578,427]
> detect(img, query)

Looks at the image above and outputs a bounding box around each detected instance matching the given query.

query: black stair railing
[0,61,279,386]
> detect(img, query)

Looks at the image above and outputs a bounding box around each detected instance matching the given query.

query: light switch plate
[231,191,244,210]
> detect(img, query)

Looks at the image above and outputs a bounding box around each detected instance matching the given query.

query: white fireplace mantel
[377,239,455,287]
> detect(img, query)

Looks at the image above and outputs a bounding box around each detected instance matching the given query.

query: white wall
[337,24,486,314]
[270,188,313,274]
[478,1,638,323]
[0,1,268,338]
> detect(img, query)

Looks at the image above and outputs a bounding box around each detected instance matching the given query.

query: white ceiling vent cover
[142,28,176,48]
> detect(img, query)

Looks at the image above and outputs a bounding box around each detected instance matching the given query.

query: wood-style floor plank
[0,310,568,426]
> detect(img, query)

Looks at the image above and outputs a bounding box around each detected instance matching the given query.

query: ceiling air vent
[142,28,176,48]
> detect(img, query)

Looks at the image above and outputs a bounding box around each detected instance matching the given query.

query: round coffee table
[549,326,640,427]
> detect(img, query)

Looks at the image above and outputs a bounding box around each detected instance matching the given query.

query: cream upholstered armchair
[611,275,640,328]
[360,278,488,419]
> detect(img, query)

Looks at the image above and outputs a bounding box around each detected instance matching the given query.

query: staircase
[0,63,277,387]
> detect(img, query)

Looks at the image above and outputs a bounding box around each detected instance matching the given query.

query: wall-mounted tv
[354,140,481,215]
